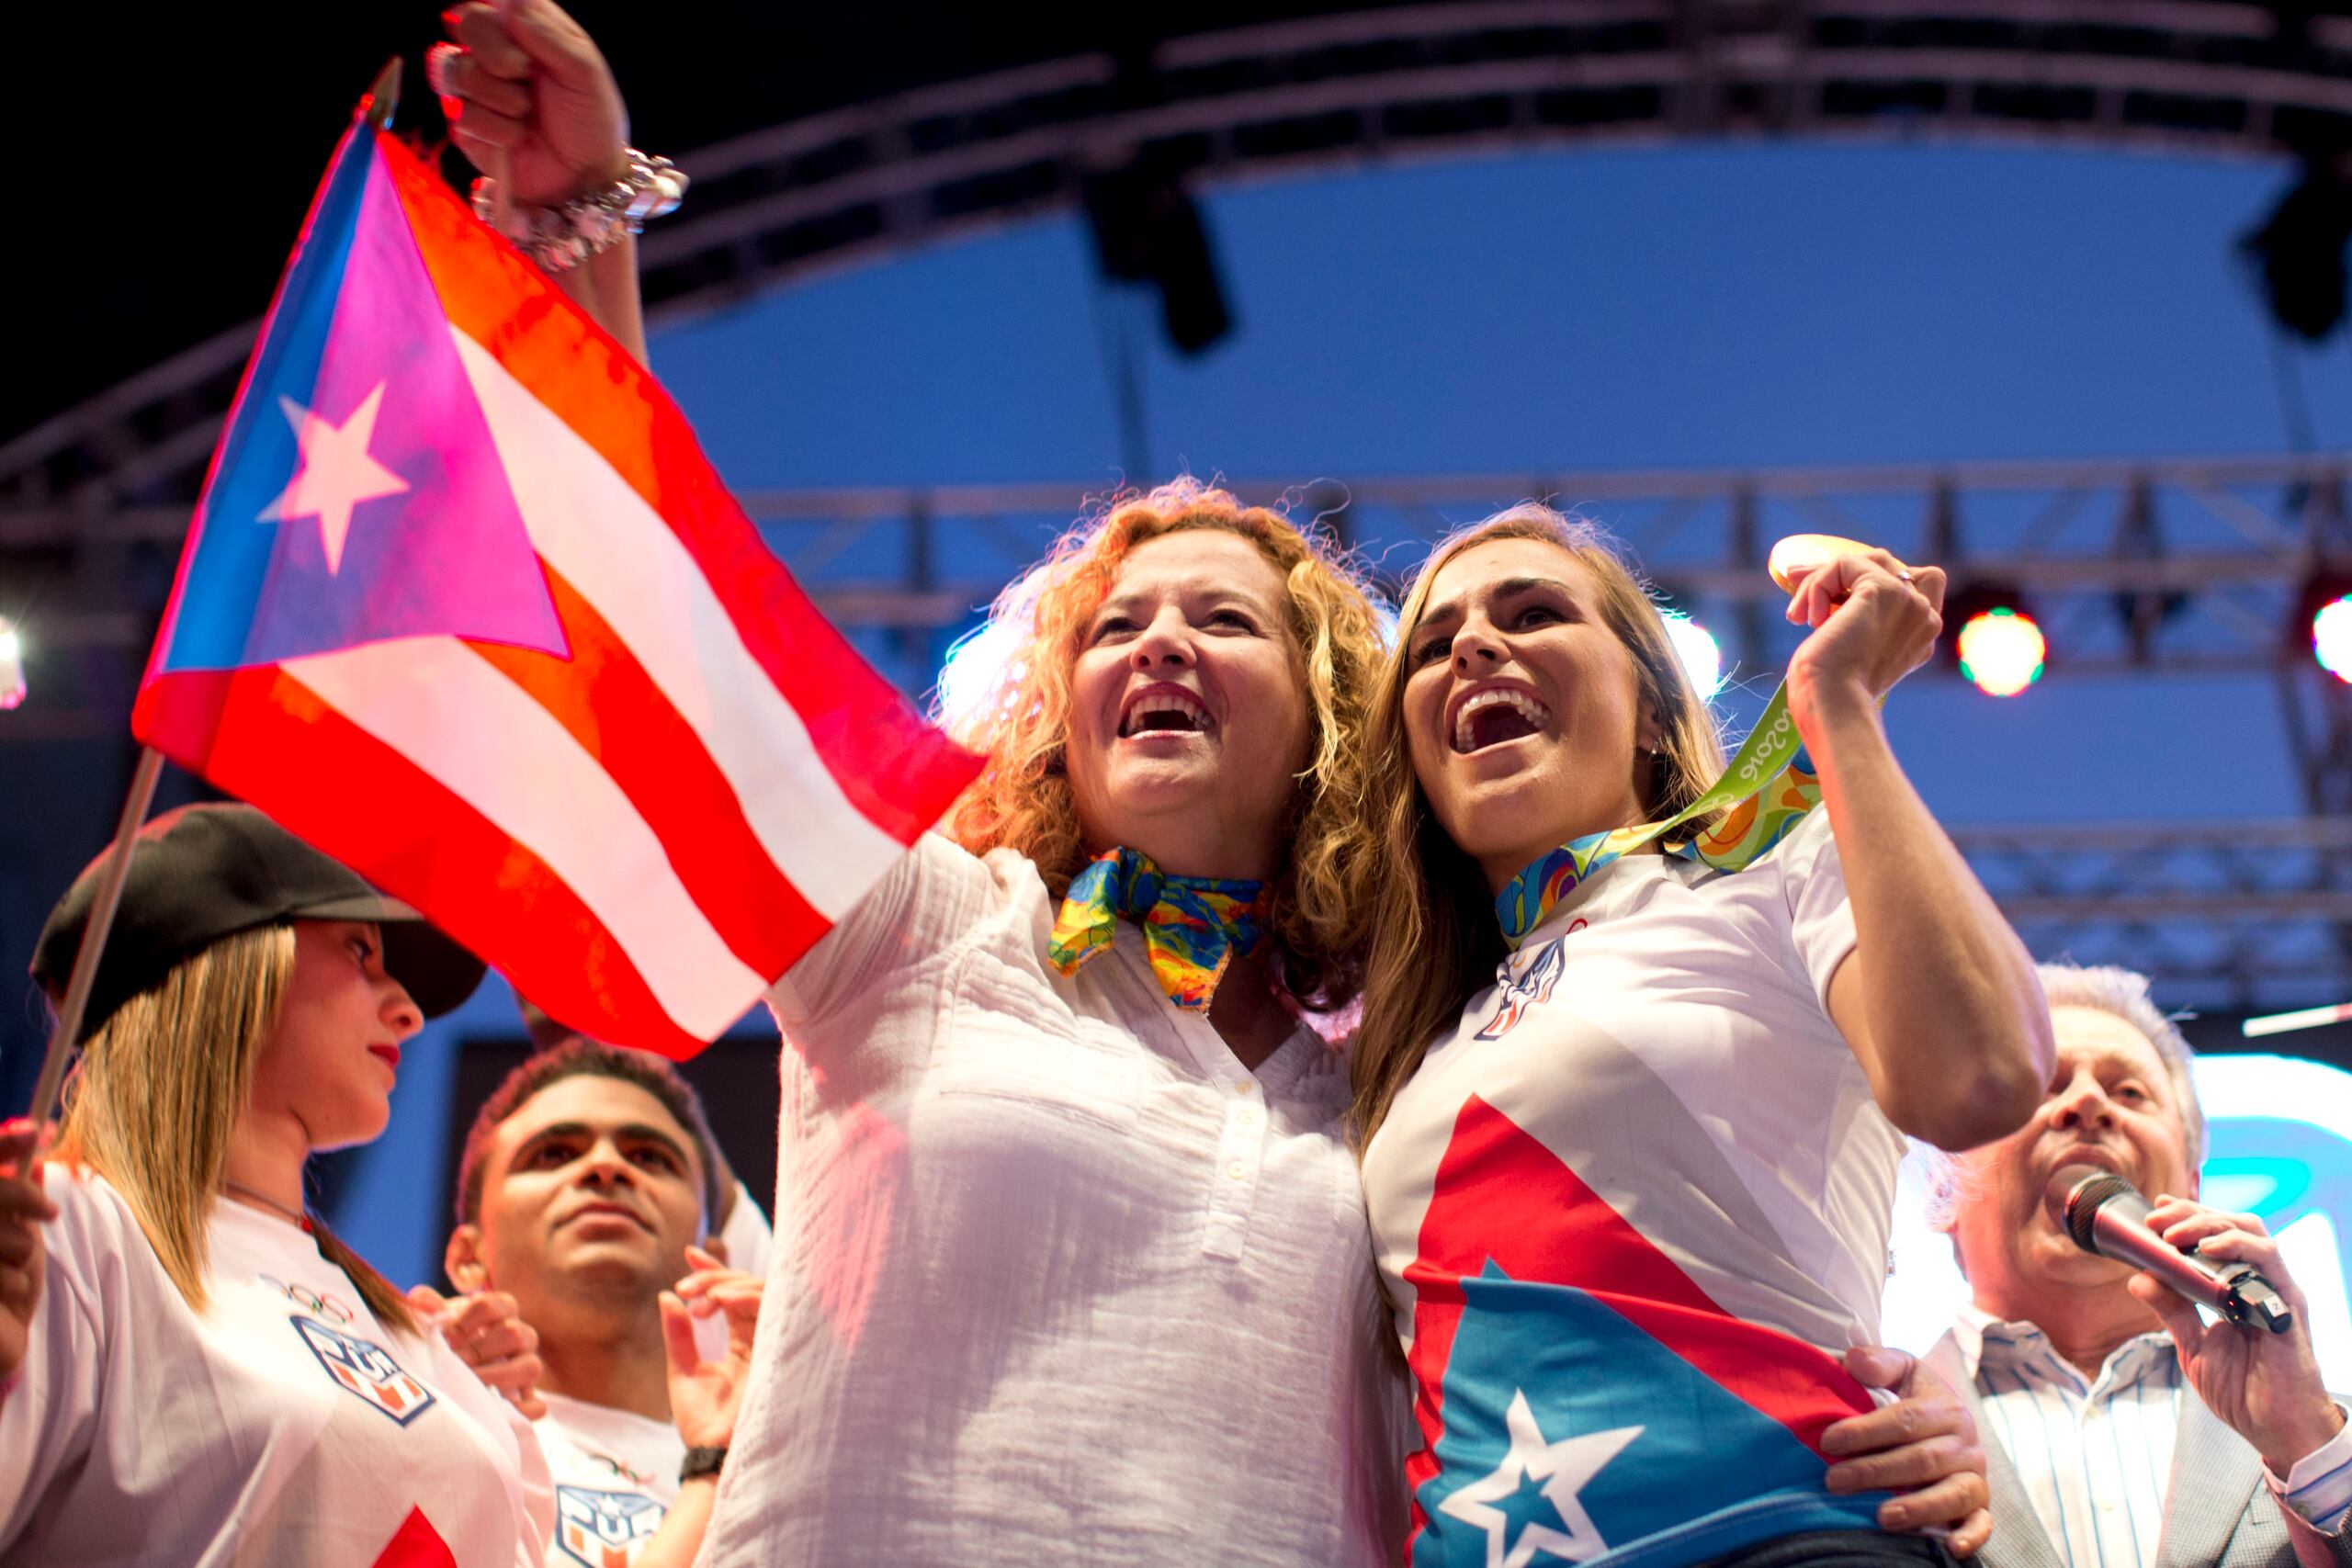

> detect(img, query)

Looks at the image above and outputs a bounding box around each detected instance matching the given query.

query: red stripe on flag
[469,565,830,982]
[136,668,716,1058]
[376,134,979,845]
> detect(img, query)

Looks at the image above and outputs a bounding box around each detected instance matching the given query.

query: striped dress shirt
[1955,1306,2352,1568]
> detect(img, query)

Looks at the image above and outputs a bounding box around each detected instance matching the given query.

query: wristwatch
[679,1446,728,1483]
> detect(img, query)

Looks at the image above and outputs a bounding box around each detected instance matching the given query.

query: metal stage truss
[1951,816,2352,1010]
[17,0,2352,1010]
[13,450,2352,1009]
[14,448,2352,669]
[17,0,2352,511]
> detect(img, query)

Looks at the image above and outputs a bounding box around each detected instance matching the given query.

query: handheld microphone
[2046,1165,2294,1335]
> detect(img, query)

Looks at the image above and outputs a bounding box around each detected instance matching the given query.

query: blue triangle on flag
[159,124,565,674]
[1414,1263,1883,1568]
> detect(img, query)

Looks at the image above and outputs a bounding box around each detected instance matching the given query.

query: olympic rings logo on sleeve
[258,1272,357,1325]
[584,1450,659,1488]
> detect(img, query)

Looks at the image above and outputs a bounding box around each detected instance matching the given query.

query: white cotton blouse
[699,835,1408,1567]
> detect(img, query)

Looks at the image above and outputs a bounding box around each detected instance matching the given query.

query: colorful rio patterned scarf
[1046,847,1272,1011]
[1496,681,1825,949]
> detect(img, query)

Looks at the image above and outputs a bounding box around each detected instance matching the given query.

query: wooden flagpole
[27,746,166,1124]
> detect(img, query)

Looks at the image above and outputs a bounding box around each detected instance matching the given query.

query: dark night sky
[8,0,1418,445]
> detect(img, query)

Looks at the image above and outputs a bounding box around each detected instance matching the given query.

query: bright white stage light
[1955,605,2045,698]
[1659,609,1724,701]
[0,617,23,711]
[935,613,1028,736]
[2314,595,2352,683]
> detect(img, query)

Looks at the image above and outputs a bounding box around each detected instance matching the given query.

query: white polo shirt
[1361,808,1906,1568]
[700,834,1408,1566]
[0,1168,551,1567]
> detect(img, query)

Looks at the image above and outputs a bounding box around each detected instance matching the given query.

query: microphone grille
[2060,1169,2133,1250]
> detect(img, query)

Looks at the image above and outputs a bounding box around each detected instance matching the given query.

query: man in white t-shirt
[446,1040,765,1568]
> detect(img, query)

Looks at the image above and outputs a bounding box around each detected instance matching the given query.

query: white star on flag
[1438,1389,1643,1568]
[258,381,410,573]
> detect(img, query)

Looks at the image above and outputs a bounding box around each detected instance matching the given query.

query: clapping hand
[416,1281,548,1420]
[662,1245,764,1453]
[0,1119,56,1389]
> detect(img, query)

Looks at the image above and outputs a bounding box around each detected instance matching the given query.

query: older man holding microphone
[1926,962,2352,1568]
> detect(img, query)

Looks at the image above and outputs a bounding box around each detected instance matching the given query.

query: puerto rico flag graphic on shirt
[290,1314,438,1427]
[554,1484,664,1567]
[1402,1098,1885,1568]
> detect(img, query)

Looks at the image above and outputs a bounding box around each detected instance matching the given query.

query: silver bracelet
[471,147,689,273]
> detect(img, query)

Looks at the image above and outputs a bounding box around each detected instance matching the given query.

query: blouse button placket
[1202,1074,1269,1262]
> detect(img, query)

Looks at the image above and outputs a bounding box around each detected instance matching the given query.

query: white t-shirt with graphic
[1362,809,1908,1568]
[534,1392,683,1568]
[0,1167,552,1568]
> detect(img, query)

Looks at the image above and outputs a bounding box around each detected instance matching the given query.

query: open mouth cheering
[1119,684,1215,739]
[1450,685,1552,755]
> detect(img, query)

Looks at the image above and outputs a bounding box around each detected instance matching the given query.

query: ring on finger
[1895,569,1914,583]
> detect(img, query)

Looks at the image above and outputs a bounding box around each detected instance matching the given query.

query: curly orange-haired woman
[733,475,1406,1562]
[436,11,1409,1554]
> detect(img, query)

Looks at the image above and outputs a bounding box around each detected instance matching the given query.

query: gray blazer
[1924,1330,2352,1568]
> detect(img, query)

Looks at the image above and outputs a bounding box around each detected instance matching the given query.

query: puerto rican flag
[1402,1098,1886,1568]
[133,104,980,1057]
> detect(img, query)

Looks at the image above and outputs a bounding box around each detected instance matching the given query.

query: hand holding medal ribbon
[1497,533,1931,949]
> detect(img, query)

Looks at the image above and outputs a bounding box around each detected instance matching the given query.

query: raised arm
[435,0,648,360]
[1783,550,2053,1151]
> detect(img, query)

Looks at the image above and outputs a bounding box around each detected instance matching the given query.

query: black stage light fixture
[2242,161,2352,341]
[1081,159,1235,355]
